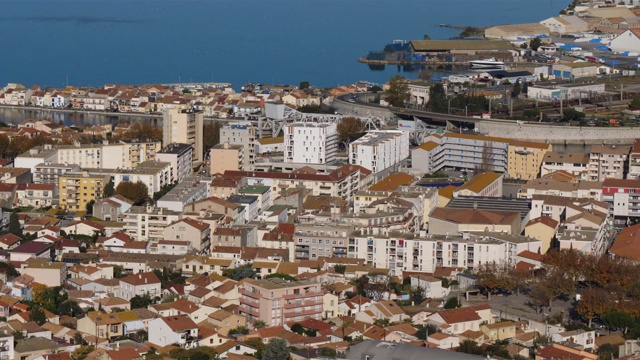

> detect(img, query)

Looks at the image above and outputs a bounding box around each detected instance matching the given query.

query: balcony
[239,304,260,317]
[283,291,322,300]
[284,307,321,317]
[284,298,322,309]
[239,288,262,300]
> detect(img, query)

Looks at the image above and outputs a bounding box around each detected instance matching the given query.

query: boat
[469,58,505,69]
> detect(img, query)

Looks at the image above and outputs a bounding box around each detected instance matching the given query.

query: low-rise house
[552,329,596,350]
[410,274,450,299]
[92,195,134,221]
[206,309,246,336]
[162,218,211,253]
[0,234,21,250]
[148,315,200,348]
[118,272,161,301]
[427,332,460,349]
[428,304,493,335]
[368,300,408,324]
[15,183,57,208]
[481,321,516,342]
[10,241,52,263]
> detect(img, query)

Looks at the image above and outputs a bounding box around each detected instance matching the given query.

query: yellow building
[59,172,109,212]
[507,140,551,180]
[524,216,559,254]
[481,321,516,342]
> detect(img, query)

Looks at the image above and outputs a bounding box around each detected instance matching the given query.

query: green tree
[263,338,290,360]
[370,85,383,93]
[0,262,19,278]
[29,307,47,325]
[243,338,266,359]
[511,82,521,98]
[130,293,154,309]
[222,263,256,281]
[203,122,222,153]
[427,83,448,113]
[103,179,115,197]
[334,264,347,274]
[458,339,484,355]
[598,343,619,360]
[72,345,95,360]
[253,320,267,329]
[529,37,543,51]
[299,81,310,89]
[85,200,95,215]
[444,297,462,309]
[410,287,425,305]
[384,75,410,107]
[115,181,149,205]
[602,311,635,334]
[58,300,83,317]
[562,108,586,122]
[8,211,23,239]
[291,323,304,335]
[415,323,438,340]
[228,325,250,335]
[113,265,126,278]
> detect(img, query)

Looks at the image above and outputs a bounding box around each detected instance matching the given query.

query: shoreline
[0,104,161,119]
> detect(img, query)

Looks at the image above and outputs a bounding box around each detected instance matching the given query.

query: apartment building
[14,145,58,172]
[224,164,371,199]
[507,140,550,180]
[210,143,245,174]
[58,172,109,211]
[239,278,322,326]
[541,152,590,179]
[588,144,630,181]
[628,139,640,180]
[155,143,194,183]
[163,108,204,164]
[284,122,338,164]
[412,132,547,179]
[122,205,181,242]
[85,161,172,197]
[293,223,354,261]
[453,172,503,198]
[601,178,640,224]
[349,130,410,174]
[33,163,80,184]
[156,176,209,212]
[348,228,541,274]
[220,122,255,171]
[15,183,57,208]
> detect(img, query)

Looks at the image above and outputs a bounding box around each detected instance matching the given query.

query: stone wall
[476,121,640,145]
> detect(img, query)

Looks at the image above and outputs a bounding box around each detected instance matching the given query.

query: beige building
[210,143,244,175]
[239,278,322,327]
[507,140,550,180]
[541,152,589,179]
[429,208,522,235]
[20,259,67,287]
[163,108,204,165]
[524,216,559,254]
[588,144,631,181]
[484,23,550,39]
[453,172,503,197]
[162,218,211,252]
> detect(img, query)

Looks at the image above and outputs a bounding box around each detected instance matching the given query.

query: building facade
[219,122,256,171]
[284,122,338,164]
[349,130,410,174]
[163,108,204,164]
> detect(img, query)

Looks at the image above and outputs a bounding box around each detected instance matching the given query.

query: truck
[585,56,597,63]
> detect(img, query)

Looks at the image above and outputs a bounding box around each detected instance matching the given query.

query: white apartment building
[348,229,540,275]
[155,143,194,183]
[628,139,640,180]
[157,176,209,212]
[33,163,80,184]
[349,130,409,173]
[588,144,630,181]
[284,122,338,164]
[121,205,181,242]
[14,145,58,172]
[85,161,173,197]
[541,152,590,179]
[52,141,161,170]
[220,122,256,171]
[163,108,204,164]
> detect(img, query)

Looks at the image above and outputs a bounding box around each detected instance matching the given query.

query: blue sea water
[1,0,570,89]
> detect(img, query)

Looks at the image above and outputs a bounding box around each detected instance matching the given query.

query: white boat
[469,58,505,69]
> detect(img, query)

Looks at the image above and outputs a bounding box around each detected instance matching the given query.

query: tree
[511,82,521,98]
[72,345,95,360]
[291,323,304,335]
[522,82,529,95]
[299,81,310,89]
[85,200,95,215]
[576,287,609,328]
[229,326,250,335]
[336,117,365,150]
[59,300,83,317]
[30,306,47,325]
[243,338,266,359]
[253,320,267,329]
[8,211,23,239]
[529,37,543,51]
[427,83,448,113]
[384,75,410,107]
[562,108,586,122]
[115,181,149,205]
[103,179,115,197]
[444,297,462,309]
[113,265,126,278]
[0,262,18,278]
[222,263,256,281]
[265,272,297,281]
[598,343,619,360]
[410,287,426,305]
[458,339,484,355]
[529,282,555,313]
[111,123,162,143]
[475,261,513,299]
[475,142,495,173]
[415,324,438,340]
[130,293,154,309]
[602,311,636,334]
[203,122,222,153]
[334,264,347,274]
[263,338,290,360]
[370,85,383,93]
